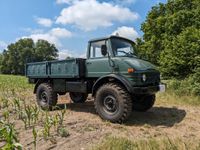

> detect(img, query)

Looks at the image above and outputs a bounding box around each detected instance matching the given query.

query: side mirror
[101,45,107,56]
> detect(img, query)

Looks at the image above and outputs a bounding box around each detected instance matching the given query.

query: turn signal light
[128,68,135,73]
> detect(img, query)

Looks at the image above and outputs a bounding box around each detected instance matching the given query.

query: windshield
[111,38,136,57]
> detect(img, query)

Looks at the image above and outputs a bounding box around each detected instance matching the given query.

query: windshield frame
[110,37,136,58]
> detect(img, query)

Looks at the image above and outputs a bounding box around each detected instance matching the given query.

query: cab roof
[88,35,134,44]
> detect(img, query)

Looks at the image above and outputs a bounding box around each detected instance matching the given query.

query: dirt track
[13,95,200,150]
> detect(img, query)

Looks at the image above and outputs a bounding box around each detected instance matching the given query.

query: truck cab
[26,35,165,123]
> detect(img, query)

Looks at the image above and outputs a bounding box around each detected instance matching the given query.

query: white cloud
[56,0,139,31]
[112,26,139,41]
[58,50,73,59]
[0,41,7,50]
[35,17,53,27]
[21,28,72,47]
[50,28,72,38]
[58,49,86,59]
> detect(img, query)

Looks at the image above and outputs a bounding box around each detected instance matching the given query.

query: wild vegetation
[136,0,200,96]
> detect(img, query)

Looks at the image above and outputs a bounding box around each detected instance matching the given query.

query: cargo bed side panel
[26,62,48,78]
[50,59,79,78]
[26,59,86,79]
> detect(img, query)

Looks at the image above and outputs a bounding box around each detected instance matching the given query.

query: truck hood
[122,57,156,71]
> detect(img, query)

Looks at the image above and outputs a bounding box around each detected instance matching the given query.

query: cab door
[86,40,112,77]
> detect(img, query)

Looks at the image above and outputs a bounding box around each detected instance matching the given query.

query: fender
[92,74,133,96]
[33,79,49,93]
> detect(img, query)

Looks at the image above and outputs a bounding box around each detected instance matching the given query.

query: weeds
[57,127,70,137]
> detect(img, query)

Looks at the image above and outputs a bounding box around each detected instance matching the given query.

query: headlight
[142,74,147,82]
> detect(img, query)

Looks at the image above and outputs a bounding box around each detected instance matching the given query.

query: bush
[166,69,200,96]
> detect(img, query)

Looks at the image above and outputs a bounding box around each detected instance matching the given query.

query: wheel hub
[41,91,48,103]
[103,95,117,113]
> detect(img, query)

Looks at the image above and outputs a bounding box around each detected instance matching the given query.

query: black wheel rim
[40,91,48,105]
[103,95,118,114]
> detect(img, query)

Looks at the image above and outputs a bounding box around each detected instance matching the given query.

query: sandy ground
[1,94,200,150]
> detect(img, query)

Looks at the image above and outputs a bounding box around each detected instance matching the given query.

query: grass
[0,74,200,149]
[93,136,200,150]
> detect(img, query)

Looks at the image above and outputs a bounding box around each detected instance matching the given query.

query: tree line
[0,39,58,75]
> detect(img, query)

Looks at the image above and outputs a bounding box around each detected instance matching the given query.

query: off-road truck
[26,36,165,123]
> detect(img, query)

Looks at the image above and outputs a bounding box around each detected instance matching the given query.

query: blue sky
[0,0,167,59]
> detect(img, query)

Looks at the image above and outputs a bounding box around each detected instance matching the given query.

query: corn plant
[57,106,67,127]
[13,98,21,112]
[21,111,28,130]
[32,126,37,150]
[0,120,22,150]
[10,88,16,96]
[24,105,34,127]
[32,105,40,125]
[2,110,10,123]
[43,113,54,140]
[52,115,59,132]
[1,98,9,109]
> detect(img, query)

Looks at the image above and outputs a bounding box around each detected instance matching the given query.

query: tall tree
[0,38,58,75]
[136,0,200,78]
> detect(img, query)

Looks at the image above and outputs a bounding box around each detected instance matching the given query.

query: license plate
[159,84,166,92]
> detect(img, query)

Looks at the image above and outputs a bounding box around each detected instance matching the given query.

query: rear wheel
[36,83,58,110]
[95,83,132,123]
[132,94,155,112]
[69,92,88,103]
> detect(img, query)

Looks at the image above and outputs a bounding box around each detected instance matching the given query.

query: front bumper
[132,84,166,94]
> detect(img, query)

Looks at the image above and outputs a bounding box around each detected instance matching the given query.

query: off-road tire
[94,83,132,123]
[69,92,88,103]
[36,83,58,110]
[132,94,155,112]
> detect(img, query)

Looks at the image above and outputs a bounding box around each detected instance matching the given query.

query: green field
[0,74,200,150]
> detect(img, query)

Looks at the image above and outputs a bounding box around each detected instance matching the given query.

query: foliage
[0,38,58,75]
[0,121,22,150]
[166,69,200,96]
[136,0,200,79]
[159,27,200,78]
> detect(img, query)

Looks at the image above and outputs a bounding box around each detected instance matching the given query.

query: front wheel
[36,83,58,110]
[94,83,132,123]
[69,92,88,103]
[132,94,155,112]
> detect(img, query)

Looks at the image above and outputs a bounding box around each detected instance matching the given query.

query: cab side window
[90,40,107,58]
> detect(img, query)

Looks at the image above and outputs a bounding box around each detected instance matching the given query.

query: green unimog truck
[26,35,165,123]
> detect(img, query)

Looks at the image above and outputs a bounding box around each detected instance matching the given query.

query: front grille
[129,70,160,86]
[144,72,160,86]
